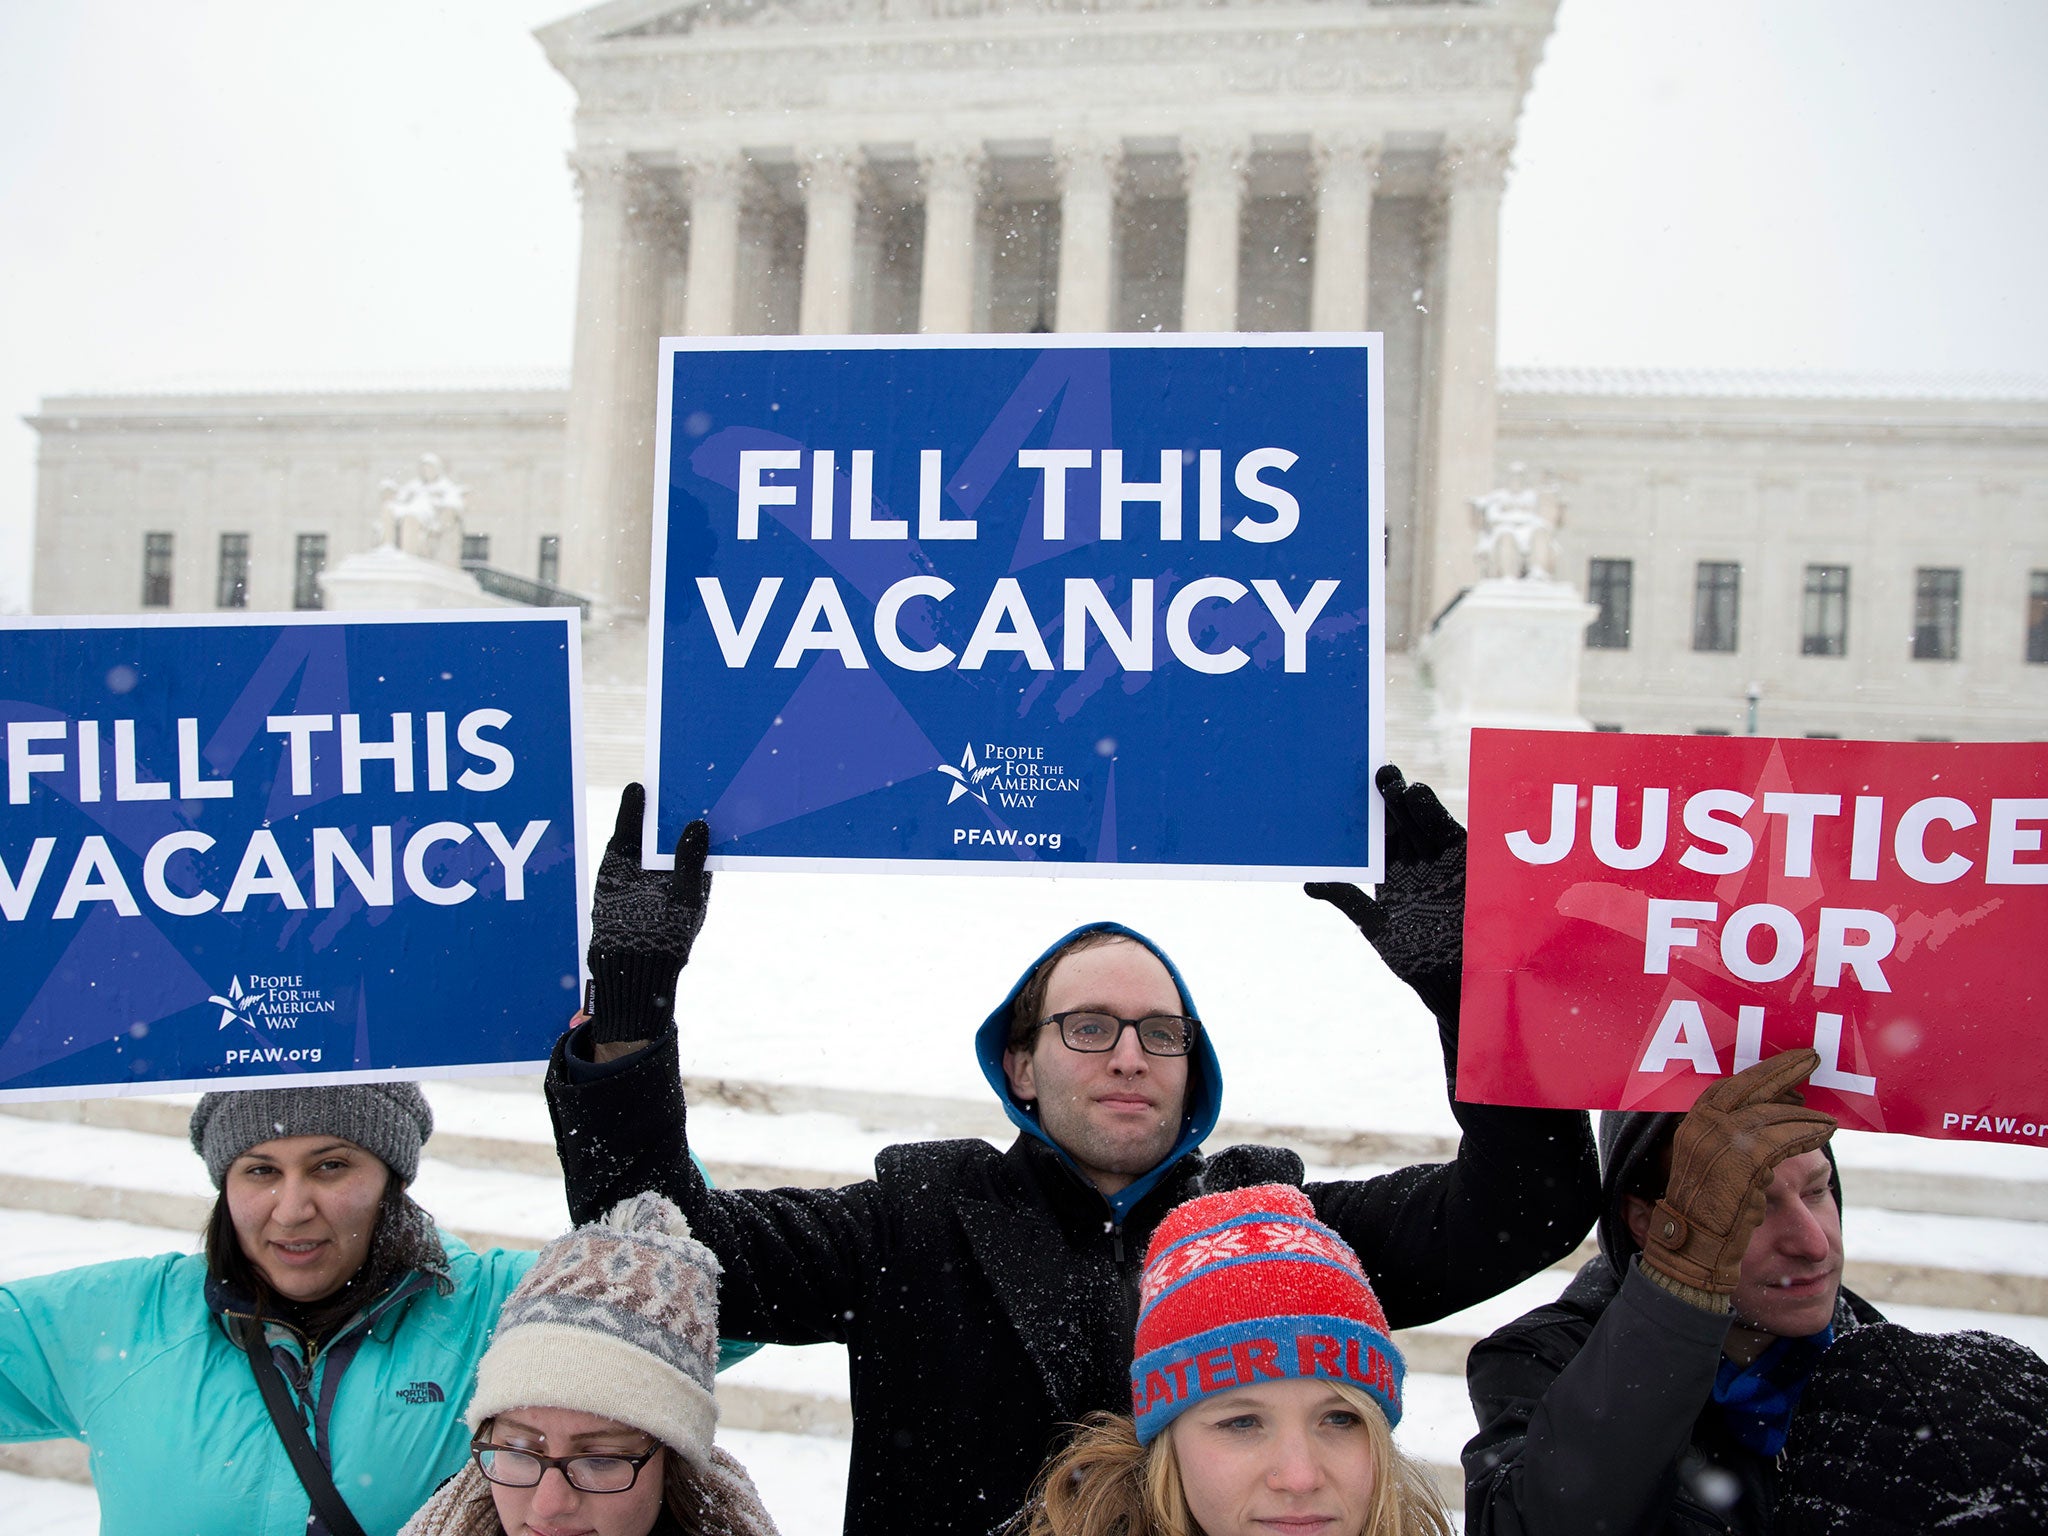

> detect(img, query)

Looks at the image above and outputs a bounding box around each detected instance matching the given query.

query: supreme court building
[28,0,2048,786]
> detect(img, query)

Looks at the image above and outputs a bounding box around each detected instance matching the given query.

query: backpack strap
[236,1316,370,1536]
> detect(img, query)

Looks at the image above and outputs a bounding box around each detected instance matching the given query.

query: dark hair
[1618,1119,1681,1207]
[204,1172,446,1346]
[1008,928,1145,1052]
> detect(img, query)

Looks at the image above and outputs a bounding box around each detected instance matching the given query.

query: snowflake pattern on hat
[1141,1215,1366,1312]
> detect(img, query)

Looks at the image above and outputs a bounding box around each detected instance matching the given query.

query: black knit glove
[1304,763,1467,1023]
[585,783,713,1046]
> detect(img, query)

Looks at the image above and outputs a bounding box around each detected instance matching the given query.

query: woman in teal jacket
[0,1081,536,1536]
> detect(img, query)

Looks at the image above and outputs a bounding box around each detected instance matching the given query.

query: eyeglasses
[471,1438,660,1494]
[1038,1011,1200,1057]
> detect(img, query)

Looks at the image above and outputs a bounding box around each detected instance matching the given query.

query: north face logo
[396,1380,445,1404]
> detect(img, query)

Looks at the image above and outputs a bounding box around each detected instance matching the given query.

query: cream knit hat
[466,1191,721,1467]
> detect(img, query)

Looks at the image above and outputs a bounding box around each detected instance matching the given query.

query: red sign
[1460,729,2048,1145]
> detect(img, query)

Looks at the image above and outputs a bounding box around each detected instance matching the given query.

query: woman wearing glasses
[1013,1183,1452,1536]
[402,1190,778,1536]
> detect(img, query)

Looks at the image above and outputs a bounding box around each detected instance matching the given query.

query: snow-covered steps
[15,1077,2046,1223]
[6,1078,2048,1316]
[2,1466,98,1534]
[0,1114,567,1255]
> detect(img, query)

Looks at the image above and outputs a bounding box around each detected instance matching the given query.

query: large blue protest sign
[647,335,1384,879]
[0,612,586,1099]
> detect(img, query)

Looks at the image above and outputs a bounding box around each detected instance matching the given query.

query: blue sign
[648,336,1384,880]
[0,613,586,1099]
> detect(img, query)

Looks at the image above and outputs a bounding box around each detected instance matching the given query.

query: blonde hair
[1013,1384,1453,1536]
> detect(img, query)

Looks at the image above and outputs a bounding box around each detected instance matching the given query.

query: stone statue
[1472,462,1565,581]
[376,453,467,567]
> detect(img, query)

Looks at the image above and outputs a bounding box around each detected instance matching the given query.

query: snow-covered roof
[1499,366,2048,403]
[42,364,2048,409]
[45,366,571,401]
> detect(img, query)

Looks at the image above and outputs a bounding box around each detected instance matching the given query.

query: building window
[1912,567,1961,660]
[2028,572,2048,664]
[216,534,250,609]
[293,534,328,611]
[1801,564,1849,656]
[462,534,491,568]
[537,534,560,586]
[1692,561,1740,653]
[142,532,173,608]
[1585,559,1632,650]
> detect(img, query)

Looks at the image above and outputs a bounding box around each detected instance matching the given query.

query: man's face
[1727,1148,1844,1346]
[1002,940,1191,1197]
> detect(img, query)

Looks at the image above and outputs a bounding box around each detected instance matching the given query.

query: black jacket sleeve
[545,1021,888,1346]
[1462,1261,1732,1536]
[1307,993,1601,1330]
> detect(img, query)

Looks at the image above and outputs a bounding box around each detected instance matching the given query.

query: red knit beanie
[1129,1184,1402,1445]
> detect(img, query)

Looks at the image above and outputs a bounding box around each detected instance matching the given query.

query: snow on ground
[0,1115,570,1243]
[0,1469,96,1535]
[1847,1206,2048,1276]
[0,1209,199,1280]
[718,1427,855,1534]
[1398,1370,1488,1472]
[720,1340,850,1401]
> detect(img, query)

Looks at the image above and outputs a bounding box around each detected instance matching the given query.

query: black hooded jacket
[1462,1108,1883,1536]
[544,925,1599,1536]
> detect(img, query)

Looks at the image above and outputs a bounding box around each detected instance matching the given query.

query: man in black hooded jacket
[1463,1049,1887,1536]
[544,769,1601,1536]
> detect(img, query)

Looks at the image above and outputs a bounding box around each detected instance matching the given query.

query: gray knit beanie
[466,1192,723,1469]
[188,1081,434,1188]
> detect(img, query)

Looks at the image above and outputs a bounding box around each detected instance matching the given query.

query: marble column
[1180,132,1248,332]
[917,141,983,334]
[799,146,862,335]
[560,151,669,619]
[1424,133,1512,623]
[683,153,745,337]
[1053,137,1120,333]
[1310,133,1380,332]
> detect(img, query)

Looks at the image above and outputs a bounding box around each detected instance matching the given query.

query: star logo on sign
[936,744,1000,805]
[207,976,268,1031]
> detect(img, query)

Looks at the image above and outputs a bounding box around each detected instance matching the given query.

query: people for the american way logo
[936,741,1086,810]
[208,973,340,1030]
[936,744,1000,805]
[208,976,268,1031]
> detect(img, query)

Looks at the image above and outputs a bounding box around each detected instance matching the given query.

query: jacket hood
[975,921,1224,1222]
[1596,1107,1844,1280]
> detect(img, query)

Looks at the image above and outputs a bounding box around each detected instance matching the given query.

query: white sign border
[644,331,1386,885]
[0,606,588,1099]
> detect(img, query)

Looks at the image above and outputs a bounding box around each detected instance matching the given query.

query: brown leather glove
[1641,1048,1838,1296]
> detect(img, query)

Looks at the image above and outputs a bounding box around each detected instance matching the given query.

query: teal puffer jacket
[0,1236,535,1536]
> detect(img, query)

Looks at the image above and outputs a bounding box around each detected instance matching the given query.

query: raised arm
[546,786,888,1346]
[1463,1051,1837,1534]
[1304,765,1600,1327]
[547,1020,894,1346]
